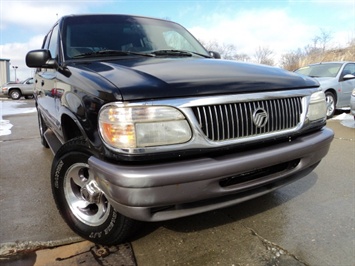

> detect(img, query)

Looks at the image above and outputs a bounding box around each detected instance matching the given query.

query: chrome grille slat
[292,99,297,124]
[192,97,303,142]
[250,102,254,135]
[229,104,234,138]
[203,106,208,138]
[238,103,243,137]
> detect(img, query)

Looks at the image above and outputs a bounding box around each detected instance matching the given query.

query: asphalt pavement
[0,98,354,266]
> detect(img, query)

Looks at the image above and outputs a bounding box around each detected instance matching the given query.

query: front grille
[192,97,302,141]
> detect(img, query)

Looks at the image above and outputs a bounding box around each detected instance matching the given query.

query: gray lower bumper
[89,128,334,222]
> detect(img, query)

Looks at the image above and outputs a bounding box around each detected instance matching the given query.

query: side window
[48,24,59,59]
[43,32,51,49]
[342,63,355,76]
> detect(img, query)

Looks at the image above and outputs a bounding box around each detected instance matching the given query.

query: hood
[76,58,319,101]
[313,76,337,89]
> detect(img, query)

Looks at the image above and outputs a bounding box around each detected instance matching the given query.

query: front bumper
[89,128,334,222]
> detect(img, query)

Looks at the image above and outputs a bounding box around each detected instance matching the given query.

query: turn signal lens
[307,91,326,121]
[99,105,191,150]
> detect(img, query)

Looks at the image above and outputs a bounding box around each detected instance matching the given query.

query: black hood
[76,58,319,101]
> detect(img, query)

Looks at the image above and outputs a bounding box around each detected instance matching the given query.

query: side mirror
[343,74,355,80]
[26,49,56,68]
[209,51,221,59]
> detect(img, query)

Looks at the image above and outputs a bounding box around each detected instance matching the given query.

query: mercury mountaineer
[26,14,334,245]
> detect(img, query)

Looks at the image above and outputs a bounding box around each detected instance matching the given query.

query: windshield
[295,63,343,78]
[62,15,209,60]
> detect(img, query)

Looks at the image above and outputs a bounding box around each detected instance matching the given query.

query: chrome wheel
[10,89,21,100]
[325,92,335,118]
[52,138,138,245]
[64,162,110,226]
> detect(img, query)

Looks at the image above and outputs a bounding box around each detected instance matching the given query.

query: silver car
[295,61,355,118]
[351,88,355,120]
[1,77,34,100]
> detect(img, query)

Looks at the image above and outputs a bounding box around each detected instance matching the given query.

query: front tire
[9,89,21,100]
[325,91,336,119]
[51,138,138,245]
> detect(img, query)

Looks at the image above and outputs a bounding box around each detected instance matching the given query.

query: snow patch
[0,100,36,136]
[0,120,13,136]
[0,100,36,116]
[331,113,355,129]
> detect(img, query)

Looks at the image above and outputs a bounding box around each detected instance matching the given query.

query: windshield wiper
[151,50,193,57]
[72,50,155,58]
[72,49,211,59]
[190,51,212,58]
[151,50,212,58]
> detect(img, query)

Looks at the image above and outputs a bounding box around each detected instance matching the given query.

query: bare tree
[280,31,354,69]
[200,40,239,60]
[254,46,274,66]
[280,49,304,71]
[234,53,251,62]
[218,43,238,60]
[308,29,332,58]
[317,29,332,52]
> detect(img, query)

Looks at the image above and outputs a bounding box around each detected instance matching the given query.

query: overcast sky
[1,0,354,81]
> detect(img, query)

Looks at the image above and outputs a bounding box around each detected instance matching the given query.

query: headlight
[352,88,355,97]
[307,91,326,121]
[99,105,192,149]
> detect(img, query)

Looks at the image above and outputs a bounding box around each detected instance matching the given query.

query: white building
[0,58,11,85]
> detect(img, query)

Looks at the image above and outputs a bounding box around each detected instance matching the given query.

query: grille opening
[193,97,303,141]
[219,159,300,187]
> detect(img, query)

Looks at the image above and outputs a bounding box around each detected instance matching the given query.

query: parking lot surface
[0,99,354,265]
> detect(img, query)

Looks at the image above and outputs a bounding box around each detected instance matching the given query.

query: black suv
[26,14,333,245]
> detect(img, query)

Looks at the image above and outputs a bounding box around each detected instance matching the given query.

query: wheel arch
[8,87,21,91]
[324,88,338,104]
[61,113,86,142]
[8,87,22,95]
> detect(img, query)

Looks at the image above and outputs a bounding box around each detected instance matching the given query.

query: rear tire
[325,91,336,119]
[51,138,139,245]
[9,89,21,100]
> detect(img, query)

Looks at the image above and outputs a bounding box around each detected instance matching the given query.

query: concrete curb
[0,237,83,257]
[0,240,137,266]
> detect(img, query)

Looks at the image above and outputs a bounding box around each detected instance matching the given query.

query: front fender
[59,94,105,151]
